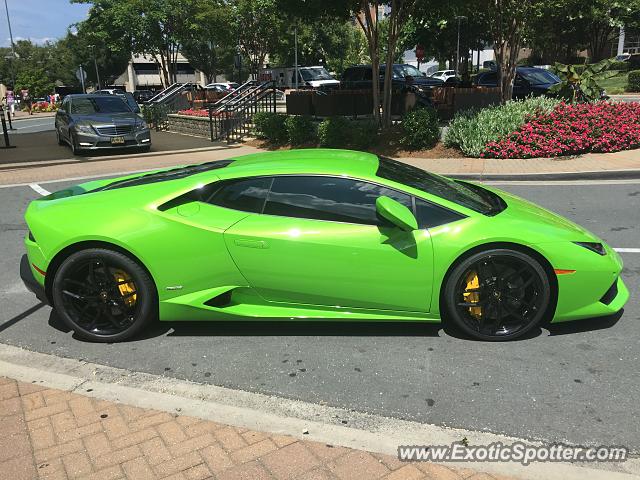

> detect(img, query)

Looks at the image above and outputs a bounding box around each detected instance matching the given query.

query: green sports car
[20,150,628,342]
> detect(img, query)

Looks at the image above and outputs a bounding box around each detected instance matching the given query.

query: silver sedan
[55,94,151,155]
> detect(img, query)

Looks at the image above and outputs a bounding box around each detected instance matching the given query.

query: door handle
[234,239,268,249]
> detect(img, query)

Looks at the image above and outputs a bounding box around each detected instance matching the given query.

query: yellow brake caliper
[113,270,137,308]
[463,271,482,319]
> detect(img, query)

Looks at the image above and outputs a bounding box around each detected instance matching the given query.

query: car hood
[412,77,445,86]
[482,185,601,244]
[72,112,139,124]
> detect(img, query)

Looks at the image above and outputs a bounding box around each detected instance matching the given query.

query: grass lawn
[599,71,629,94]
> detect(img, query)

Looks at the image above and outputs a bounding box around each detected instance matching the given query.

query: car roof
[218,149,379,178]
[65,94,116,99]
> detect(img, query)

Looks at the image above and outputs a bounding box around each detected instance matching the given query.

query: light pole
[455,15,467,76]
[3,0,16,88]
[294,26,298,90]
[89,45,101,90]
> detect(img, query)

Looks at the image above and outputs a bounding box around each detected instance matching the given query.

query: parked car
[474,67,561,99]
[205,82,239,92]
[341,64,443,105]
[615,53,631,62]
[55,94,151,155]
[133,90,156,104]
[268,66,340,90]
[430,70,457,82]
[93,89,141,114]
[20,151,627,342]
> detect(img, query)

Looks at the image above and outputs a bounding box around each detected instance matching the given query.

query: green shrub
[284,115,316,145]
[444,96,559,157]
[318,117,351,147]
[400,107,439,150]
[350,120,379,149]
[628,70,640,92]
[253,112,287,144]
[608,60,629,72]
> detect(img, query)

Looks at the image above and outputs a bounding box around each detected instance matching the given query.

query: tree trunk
[490,1,522,104]
[356,1,381,125]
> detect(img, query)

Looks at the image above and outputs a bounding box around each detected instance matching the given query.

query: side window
[415,198,465,229]
[263,176,412,226]
[206,177,272,213]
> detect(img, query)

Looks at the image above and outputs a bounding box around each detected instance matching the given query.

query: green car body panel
[23,149,628,324]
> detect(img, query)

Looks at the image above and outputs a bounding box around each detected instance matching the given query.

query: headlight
[135,121,149,131]
[74,123,94,134]
[574,241,606,255]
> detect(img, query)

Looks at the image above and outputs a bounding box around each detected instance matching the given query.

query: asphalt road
[0,178,639,450]
[0,118,217,164]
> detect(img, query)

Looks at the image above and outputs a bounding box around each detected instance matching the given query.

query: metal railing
[208,81,278,143]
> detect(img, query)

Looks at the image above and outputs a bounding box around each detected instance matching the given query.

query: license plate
[111,136,125,145]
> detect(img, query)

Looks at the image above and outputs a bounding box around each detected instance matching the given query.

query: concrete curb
[0,343,637,480]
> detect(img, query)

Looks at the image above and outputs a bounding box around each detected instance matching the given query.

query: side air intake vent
[204,290,233,308]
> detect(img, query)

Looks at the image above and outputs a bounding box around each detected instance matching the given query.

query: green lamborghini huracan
[21,150,628,342]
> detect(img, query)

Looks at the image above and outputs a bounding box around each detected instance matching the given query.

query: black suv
[474,67,561,99]
[342,64,444,100]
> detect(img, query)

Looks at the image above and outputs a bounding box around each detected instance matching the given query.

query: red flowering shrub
[177,108,209,117]
[177,109,233,118]
[482,102,640,158]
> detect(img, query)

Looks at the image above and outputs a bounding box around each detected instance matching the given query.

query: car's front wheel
[56,128,65,146]
[443,249,551,341]
[52,248,157,342]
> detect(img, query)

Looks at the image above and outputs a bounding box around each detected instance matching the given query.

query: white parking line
[614,248,640,253]
[28,183,51,196]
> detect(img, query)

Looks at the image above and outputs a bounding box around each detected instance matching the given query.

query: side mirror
[376,196,418,232]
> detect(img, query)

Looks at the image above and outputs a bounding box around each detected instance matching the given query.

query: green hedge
[609,60,629,72]
[284,115,316,145]
[444,96,560,157]
[400,107,439,150]
[253,112,287,144]
[317,117,351,147]
[628,70,640,92]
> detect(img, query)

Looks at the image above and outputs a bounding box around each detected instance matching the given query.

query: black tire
[139,145,151,153]
[52,248,157,342]
[56,128,64,146]
[70,134,79,155]
[443,249,551,341]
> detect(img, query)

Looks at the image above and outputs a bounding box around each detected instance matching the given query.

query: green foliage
[317,116,351,147]
[400,107,439,150]
[628,71,640,93]
[444,96,560,157]
[15,66,55,98]
[253,112,288,144]
[608,61,629,72]
[284,115,316,145]
[350,120,379,149]
[551,59,618,101]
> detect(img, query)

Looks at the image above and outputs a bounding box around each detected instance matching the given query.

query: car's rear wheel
[52,249,156,342]
[443,249,551,341]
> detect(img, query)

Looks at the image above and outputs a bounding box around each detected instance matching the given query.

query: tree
[233,0,286,79]
[73,0,199,87]
[476,0,547,103]
[179,0,237,83]
[15,66,55,98]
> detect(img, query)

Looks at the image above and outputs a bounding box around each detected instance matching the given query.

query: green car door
[221,175,435,313]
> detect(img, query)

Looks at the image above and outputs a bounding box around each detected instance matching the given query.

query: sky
[1,0,90,47]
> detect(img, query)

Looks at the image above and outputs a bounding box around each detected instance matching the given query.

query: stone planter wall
[166,114,211,138]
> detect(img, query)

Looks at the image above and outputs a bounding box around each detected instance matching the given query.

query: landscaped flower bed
[482,101,640,158]
[177,108,209,117]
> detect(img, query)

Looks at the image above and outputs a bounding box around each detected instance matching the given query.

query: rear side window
[415,199,465,229]
[206,177,272,213]
[263,176,412,226]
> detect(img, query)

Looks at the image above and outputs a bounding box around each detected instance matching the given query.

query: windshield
[520,70,560,85]
[389,64,424,78]
[376,157,503,215]
[71,96,131,114]
[300,67,333,81]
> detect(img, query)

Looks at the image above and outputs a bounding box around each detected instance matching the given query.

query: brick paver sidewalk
[0,377,517,480]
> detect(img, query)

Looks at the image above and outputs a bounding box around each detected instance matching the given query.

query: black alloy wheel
[52,249,156,342]
[444,249,551,341]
